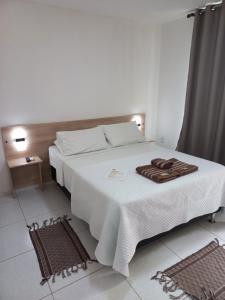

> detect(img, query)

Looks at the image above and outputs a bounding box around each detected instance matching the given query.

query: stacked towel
[136,158,198,183]
[151,158,174,169]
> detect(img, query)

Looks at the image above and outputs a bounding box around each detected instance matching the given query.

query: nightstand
[7,156,43,196]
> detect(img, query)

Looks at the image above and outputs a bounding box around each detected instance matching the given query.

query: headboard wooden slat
[1,113,145,188]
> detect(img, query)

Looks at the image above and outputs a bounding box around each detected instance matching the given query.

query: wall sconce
[11,127,28,151]
[132,115,144,130]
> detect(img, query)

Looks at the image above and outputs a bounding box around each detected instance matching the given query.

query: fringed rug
[27,215,96,285]
[152,239,225,300]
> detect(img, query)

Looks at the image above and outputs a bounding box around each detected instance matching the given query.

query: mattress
[49,145,73,190]
[49,142,153,191]
[49,142,225,276]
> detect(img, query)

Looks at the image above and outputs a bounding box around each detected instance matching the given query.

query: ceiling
[31,0,209,23]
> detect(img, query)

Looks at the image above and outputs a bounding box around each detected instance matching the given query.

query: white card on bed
[105,168,127,181]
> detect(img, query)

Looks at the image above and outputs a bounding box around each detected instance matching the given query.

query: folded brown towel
[136,158,198,183]
[151,158,174,169]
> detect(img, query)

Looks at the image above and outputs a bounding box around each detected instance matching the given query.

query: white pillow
[55,126,109,156]
[101,121,145,147]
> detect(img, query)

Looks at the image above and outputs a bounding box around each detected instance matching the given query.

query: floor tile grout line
[16,194,72,226]
[14,196,88,235]
[126,278,142,300]
[47,282,55,300]
[0,198,19,206]
[50,266,104,294]
[198,222,225,243]
[0,248,34,264]
[15,188,98,297]
[39,292,53,300]
[161,241,183,260]
[51,290,56,300]
[23,208,73,226]
[16,193,66,225]
[0,193,27,229]
[8,186,223,299]
[0,219,27,230]
[14,208,87,235]
[193,219,225,243]
[50,266,104,295]
[25,207,70,221]
[16,191,29,225]
[161,225,224,261]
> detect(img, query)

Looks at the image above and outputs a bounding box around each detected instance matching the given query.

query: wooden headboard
[1,113,145,188]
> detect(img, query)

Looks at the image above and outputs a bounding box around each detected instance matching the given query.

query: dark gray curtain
[177,3,225,165]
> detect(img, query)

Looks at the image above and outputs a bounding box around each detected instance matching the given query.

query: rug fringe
[27,215,96,286]
[27,215,72,231]
[151,239,223,300]
[214,238,219,245]
[151,271,190,299]
[169,292,190,300]
[200,287,217,300]
[40,278,49,286]
[39,259,97,285]
[151,275,218,300]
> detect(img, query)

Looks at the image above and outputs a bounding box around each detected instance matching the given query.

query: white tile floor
[0,183,224,300]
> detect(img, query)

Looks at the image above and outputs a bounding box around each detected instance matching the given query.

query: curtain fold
[177,3,225,165]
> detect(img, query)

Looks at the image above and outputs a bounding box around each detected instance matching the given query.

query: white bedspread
[51,143,225,276]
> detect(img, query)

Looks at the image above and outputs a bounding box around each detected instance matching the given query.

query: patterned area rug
[152,239,225,300]
[27,215,96,285]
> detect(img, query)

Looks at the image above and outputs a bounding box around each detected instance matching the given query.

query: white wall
[133,24,161,139]
[0,0,160,194]
[0,1,194,194]
[156,17,194,149]
[134,24,161,139]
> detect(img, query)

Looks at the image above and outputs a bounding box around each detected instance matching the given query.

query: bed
[49,141,225,277]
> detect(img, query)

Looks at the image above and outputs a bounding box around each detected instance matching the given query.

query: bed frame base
[51,167,71,199]
[209,212,217,223]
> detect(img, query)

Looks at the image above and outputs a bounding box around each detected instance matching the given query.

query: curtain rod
[187,1,222,18]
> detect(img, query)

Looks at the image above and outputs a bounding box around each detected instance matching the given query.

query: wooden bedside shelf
[7,156,43,196]
[7,156,42,168]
